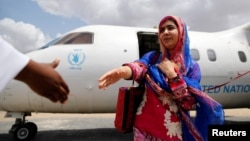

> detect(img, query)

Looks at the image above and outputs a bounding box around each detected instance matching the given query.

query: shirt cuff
[0,39,30,92]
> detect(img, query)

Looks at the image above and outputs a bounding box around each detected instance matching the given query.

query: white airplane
[1,23,250,140]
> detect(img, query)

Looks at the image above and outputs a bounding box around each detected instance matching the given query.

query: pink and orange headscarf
[158,16,191,76]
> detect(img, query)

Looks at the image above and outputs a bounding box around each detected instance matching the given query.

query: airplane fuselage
[0,24,250,114]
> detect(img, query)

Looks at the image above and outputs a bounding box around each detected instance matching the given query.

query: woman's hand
[98,66,132,90]
[157,58,179,79]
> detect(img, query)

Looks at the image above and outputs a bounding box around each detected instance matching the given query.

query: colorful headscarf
[158,15,192,76]
[142,16,201,92]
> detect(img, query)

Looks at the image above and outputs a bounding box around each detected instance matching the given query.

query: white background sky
[0,0,250,53]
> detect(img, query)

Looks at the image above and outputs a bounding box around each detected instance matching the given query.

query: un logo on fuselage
[68,50,85,66]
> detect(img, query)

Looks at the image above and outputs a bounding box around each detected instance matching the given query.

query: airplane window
[190,49,200,61]
[54,32,93,45]
[39,37,62,49]
[238,51,247,62]
[207,49,216,61]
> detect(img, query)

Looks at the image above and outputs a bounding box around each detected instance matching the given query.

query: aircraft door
[137,32,160,57]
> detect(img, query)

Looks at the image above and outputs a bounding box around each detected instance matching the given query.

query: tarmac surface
[0,108,250,141]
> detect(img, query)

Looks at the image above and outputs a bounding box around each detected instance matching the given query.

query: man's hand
[15,58,70,104]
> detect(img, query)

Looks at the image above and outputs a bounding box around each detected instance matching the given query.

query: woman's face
[159,20,179,52]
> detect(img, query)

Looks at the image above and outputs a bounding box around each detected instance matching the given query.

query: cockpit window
[39,37,62,49]
[54,32,94,45]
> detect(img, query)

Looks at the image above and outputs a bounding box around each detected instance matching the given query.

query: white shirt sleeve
[0,37,30,92]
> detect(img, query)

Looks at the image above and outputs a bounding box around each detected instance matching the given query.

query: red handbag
[114,52,159,133]
[114,86,145,133]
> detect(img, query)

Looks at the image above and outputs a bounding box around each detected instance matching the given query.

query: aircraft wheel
[9,123,21,134]
[25,122,38,136]
[14,124,33,141]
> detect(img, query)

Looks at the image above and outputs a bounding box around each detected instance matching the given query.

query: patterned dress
[125,58,194,141]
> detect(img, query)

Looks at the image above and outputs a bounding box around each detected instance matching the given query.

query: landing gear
[6,112,38,141]
[12,122,37,141]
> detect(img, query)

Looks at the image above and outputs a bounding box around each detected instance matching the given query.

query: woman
[98,16,224,141]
